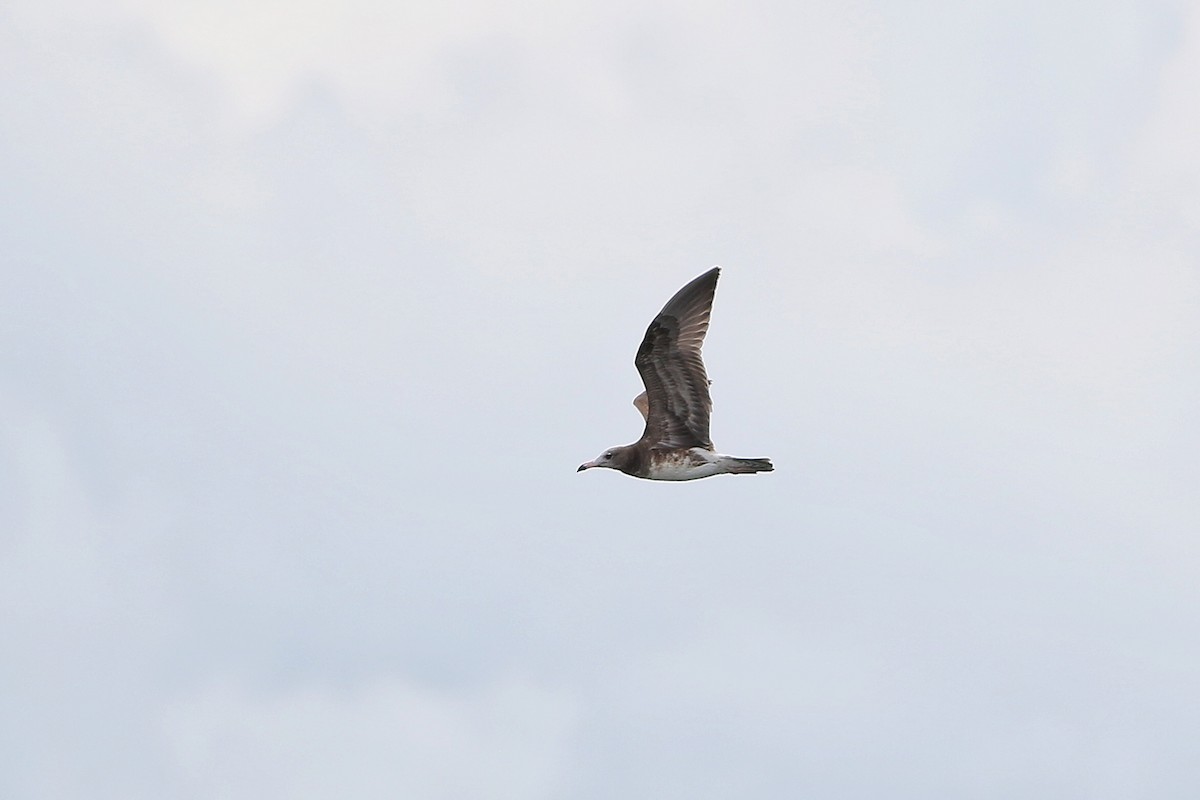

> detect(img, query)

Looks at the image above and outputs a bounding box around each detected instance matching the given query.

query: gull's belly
[645,448,723,481]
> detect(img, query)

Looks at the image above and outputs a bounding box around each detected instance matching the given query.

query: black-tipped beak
[577,463,589,472]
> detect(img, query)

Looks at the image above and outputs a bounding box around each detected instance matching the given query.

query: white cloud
[1128,3,1200,231]
[95,0,879,135]
[162,677,576,800]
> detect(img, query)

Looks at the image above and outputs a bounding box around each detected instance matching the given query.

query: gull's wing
[632,391,650,421]
[634,267,719,450]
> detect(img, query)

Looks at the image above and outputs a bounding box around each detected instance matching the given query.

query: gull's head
[577,448,620,472]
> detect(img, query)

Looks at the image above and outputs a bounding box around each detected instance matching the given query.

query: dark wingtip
[656,267,721,320]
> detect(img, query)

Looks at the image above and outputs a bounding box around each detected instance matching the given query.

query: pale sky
[2,1,1199,798]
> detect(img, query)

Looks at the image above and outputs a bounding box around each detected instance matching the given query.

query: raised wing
[634,267,719,450]
[632,391,650,421]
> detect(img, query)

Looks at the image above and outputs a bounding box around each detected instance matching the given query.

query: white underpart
[646,447,730,481]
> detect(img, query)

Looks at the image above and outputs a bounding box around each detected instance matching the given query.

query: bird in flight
[577,267,773,481]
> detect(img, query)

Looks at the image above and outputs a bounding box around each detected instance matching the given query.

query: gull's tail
[719,456,774,474]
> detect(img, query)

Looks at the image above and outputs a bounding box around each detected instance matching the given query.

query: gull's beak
[577,461,595,472]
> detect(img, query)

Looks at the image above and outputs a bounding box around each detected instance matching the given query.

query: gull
[578,267,773,481]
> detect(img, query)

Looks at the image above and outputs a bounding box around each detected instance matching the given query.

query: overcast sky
[2,1,1199,797]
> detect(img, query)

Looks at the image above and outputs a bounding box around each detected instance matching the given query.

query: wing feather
[632,391,650,421]
[634,267,719,450]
